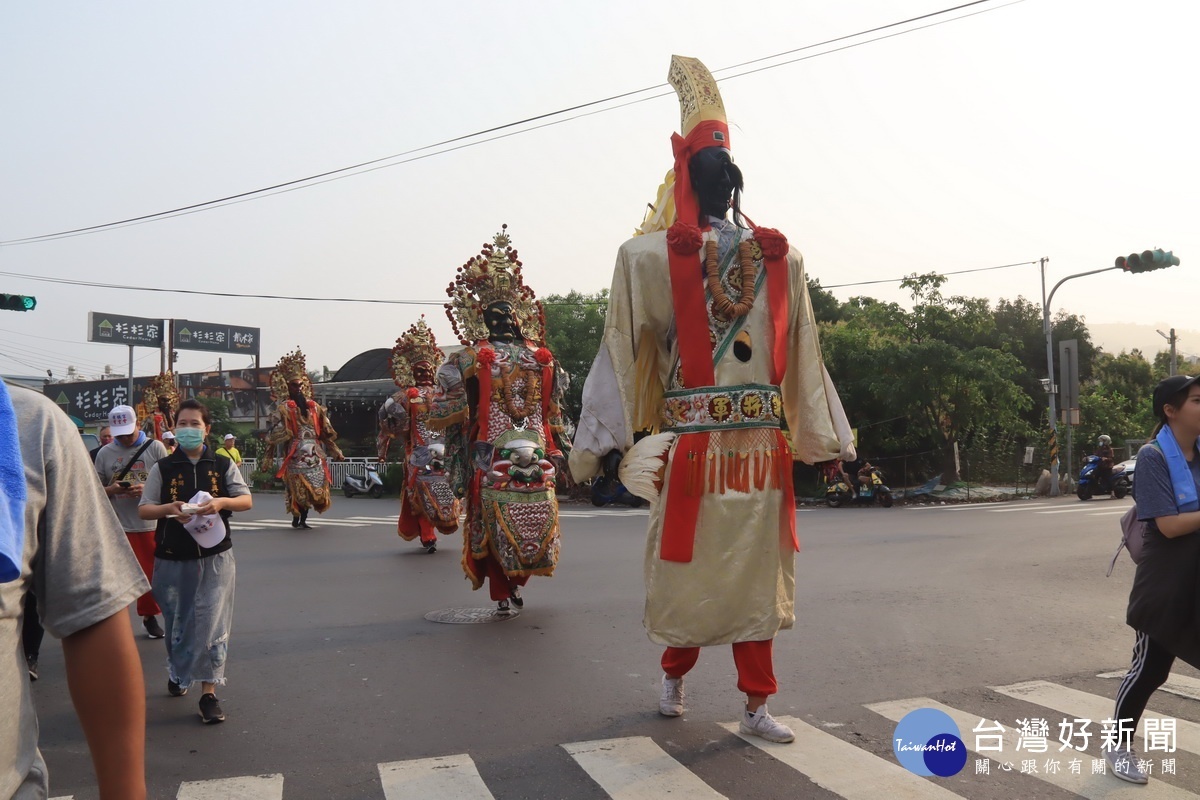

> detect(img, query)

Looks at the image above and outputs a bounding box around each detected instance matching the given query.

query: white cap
[163,431,176,441]
[224,433,235,441]
[108,405,138,436]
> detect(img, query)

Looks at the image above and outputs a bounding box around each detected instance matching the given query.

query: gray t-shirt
[93,435,169,532]
[1134,442,1200,524]
[1,385,148,799]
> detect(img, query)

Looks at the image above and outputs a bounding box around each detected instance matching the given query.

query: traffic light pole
[1041,260,1121,496]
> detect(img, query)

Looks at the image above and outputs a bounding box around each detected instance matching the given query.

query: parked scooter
[1076,455,1130,500]
[343,463,384,499]
[826,466,894,508]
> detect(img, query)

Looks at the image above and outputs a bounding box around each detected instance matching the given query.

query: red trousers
[479,553,530,601]
[662,639,777,697]
[125,531,160,617]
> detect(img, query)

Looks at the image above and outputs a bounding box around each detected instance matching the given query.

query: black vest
[154,447,234,560]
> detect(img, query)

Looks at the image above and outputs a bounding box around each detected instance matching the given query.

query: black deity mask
[484,301,521,343]
[689,147,744,224]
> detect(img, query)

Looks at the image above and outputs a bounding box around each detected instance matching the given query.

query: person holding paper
[139,398,252,724]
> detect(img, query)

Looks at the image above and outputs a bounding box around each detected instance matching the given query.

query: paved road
[32,493,1200,798]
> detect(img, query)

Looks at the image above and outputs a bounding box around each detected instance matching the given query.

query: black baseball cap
[1153,375,1200,420]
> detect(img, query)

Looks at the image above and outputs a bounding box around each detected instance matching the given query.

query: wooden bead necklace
[705,239,757,320]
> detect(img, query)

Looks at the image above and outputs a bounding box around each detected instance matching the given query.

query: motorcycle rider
[857,461,876,496]
[1095,434,1115,486]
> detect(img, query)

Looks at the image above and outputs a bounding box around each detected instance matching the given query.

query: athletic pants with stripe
[1114,630,1175,728]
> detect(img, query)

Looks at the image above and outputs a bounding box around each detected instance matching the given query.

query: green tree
[194,396,234,449]
[542,289,609,426]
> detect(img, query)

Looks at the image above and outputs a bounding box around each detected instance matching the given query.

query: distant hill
[1088,322,1200,363]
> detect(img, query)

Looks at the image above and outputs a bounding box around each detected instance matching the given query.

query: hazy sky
[1,0,1196,382]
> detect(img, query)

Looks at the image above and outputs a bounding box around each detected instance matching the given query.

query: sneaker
[198,693,225,724]
[26,655,38,682]
[143,616,165,639]
[168,679,188,697]
[424,541,437,553]
[659,675,684,717]
[510,585,523,608]
[496,599,513,616]
[1105,746,1148,784]
[739,705,795,743]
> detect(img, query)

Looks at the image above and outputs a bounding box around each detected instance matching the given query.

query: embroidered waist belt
[661,383,782,434]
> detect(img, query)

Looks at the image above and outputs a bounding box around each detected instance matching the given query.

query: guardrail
[239,456,399,488]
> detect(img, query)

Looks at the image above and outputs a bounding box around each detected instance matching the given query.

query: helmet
[1098,434,1112,445]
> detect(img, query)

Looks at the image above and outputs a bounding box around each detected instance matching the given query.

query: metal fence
[239,456,400,488]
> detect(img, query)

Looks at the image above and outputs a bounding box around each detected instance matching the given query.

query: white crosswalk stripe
[992,680,1200,757]
[719,716,962,799]
[867,696,1200,799]
[378,754,493,799]
[1097,670,1200,703]
[562,736,726,799]
[50,676,1200,798]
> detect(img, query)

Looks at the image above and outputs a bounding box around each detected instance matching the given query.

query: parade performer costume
[140,372,179,443]
[431,226,572,615]
[378,317,461,553]
[570,56,855,741]
[264,349,343,529]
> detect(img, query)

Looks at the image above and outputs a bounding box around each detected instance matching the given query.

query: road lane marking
[992,680,1200,757]
[378,754,494,799]
[1097,671,1200,702]
[719,716,961,798]
[868,696,1199,798]
[562,735,726,799]
[176,773,284,799]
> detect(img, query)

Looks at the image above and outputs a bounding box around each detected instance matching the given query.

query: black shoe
[26,655,38,682]
[198,692,225,724]
[168,679,188,697]
[424,541,437,553]
[496,599,513,616]
[510,586,523,608]
[300,522,313,530]
[143,616,165,639]
[291,516,301,528]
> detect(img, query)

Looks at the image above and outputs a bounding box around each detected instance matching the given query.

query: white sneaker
[659,675,684,717]
[739,705,795,743]
[1105,746,1149,784]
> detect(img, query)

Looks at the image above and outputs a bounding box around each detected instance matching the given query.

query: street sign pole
[127,345,134,399]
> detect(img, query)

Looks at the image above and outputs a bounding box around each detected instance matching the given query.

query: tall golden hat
[270,348,312,401]
[390,316,443,387]
[636,55,730,236]
[444,225,545,345]
[141,371,180,411]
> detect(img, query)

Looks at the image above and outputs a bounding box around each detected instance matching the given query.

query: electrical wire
[819,260,1037,289]
[0,0,1018,247]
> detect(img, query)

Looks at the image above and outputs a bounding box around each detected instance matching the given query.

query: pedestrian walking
[1109,374,1200,784]
[2,381,149,799]
[139,398,252,724]
[571,56,855,742]
[94,404,170,639]
[216,433,242,466]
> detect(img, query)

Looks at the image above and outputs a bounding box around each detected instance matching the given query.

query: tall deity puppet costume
[141,372,180,442]
[570,56,855,736]
[264,348,344,528]
[377,317,461,553]
[430,227,572,615]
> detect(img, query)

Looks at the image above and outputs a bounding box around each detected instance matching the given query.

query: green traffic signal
[1,294,36,312]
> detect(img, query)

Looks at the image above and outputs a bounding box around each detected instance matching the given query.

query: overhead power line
[0,0,1018,247]
[0,259,1038,306]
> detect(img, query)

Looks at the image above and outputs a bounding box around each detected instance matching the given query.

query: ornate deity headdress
[390,316,443,387]
[637,55,730,236]
[142,372,180,412]
[444,225,545,345]
[270,348,312,401]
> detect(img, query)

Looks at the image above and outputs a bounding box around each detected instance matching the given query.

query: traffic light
[1118,249,1180,274]
[0,294,35,311]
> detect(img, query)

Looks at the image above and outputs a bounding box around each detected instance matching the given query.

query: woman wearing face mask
[1107,375,1200,784]
[139,398,253,724]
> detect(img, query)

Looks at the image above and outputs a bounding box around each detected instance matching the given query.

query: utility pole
[1040,258,1060,496]
[1157,328,1178,376]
